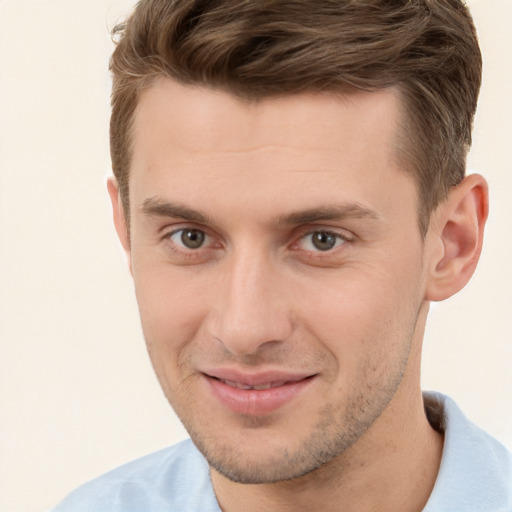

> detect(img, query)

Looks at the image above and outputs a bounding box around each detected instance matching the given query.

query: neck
[211,387,443,512]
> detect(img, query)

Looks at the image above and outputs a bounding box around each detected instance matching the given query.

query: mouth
[214,377,299,391]
[202,370,317,416]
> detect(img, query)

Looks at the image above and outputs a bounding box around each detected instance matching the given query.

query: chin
[187,414,366,485]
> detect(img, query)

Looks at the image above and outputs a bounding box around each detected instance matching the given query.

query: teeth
[222,379,252,390]
[251,383,272,390]
[220,379,287,390]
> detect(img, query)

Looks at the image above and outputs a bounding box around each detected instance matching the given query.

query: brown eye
[170,229,207,249]
[181,229,205,249]
[311,232,338,251]
[298,231,345,252]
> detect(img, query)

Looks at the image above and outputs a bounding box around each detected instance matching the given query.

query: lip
[202,368,316,416]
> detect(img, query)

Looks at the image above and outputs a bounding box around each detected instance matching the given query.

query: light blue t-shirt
[51,393,512,511]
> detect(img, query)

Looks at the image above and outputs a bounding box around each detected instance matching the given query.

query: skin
[109,78,488,512]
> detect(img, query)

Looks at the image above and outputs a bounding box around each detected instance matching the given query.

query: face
[118,79,432,484]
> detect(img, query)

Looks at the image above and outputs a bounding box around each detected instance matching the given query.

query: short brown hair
[110,0,482,235]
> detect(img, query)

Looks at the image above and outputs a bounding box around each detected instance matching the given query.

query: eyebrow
[141,197,380,226]
[141,197,211,223]
[277,204,380,225]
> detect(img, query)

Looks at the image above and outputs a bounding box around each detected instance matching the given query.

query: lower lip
[205,375,315,416]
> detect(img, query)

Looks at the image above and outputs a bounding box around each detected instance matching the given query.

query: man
[52,0,511,511]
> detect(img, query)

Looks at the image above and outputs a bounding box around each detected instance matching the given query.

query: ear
[107,177,132,273]
[425,174,489,302]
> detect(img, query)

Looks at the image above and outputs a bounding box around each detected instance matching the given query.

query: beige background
[0,1,511,511]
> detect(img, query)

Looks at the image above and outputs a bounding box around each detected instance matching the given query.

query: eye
[299,231,346,252]
[169,228,208,249]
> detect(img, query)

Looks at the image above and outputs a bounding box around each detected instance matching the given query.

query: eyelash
[294,230,349,252]
[163,228,218,260]
[161,226,354,259]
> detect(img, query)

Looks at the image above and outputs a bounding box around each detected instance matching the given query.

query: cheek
[297,264,420,364]
[131,259,210,377]
[299,269,391,327]
[133,250,208,327]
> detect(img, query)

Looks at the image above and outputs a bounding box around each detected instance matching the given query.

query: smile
[217,379,290,391]
[203,370,317,416]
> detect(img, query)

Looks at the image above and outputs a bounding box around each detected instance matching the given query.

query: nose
[207,247,293,356]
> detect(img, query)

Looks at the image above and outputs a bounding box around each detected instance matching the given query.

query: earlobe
[107,177,132,271]
[425,174,488,302]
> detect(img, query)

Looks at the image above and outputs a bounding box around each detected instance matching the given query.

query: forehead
[129,79,417,224]
[133,79,401,156]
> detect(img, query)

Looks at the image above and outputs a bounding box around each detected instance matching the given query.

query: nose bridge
[211,242,292,355]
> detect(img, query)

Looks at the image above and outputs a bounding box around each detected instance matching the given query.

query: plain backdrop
[0,1,511,511]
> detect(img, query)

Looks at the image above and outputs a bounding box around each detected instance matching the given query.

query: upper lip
[202,367,316,387]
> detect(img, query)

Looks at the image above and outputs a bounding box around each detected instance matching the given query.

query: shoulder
[50,439,220,512]
[423,392,512,512]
